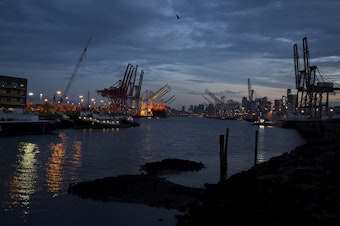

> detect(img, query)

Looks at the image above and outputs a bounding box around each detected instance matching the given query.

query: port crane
[140,84,172,116]
[62,37,92,102]
[203,89,240,118]
[164,95,176,105]
[205,89,224,114]
[205,89,222,104]
[293,37,339,118]
[201,94,214,105]
[147,84,172,103]
[96,63,144,113]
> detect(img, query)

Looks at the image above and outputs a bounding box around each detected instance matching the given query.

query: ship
[151,104,171,118]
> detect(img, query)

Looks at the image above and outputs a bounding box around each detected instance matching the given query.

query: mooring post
[225,128,229,177]
[254,130,258,166]
[220,134,226,181]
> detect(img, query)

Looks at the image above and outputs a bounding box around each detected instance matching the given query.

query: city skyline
[1,0,340,109]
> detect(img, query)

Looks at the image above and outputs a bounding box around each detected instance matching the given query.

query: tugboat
[72,110,140,129]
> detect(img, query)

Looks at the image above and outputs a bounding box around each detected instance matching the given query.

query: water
[0,117,305,226]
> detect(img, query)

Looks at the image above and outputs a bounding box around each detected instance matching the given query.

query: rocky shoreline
[176,139,340,225]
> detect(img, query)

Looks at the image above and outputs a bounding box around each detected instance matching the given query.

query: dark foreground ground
[176,139,340,226]
[68,140,340,226]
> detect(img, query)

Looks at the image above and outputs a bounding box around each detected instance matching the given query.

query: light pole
[56,91,62,104]
[28,92,34,103]
[79,95,84,108]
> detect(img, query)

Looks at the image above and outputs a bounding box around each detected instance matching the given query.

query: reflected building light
[46,132,67,196]
[256,127,266,164]
[46,132,83,195]
[8,142,39,216]
[70,140,82,180]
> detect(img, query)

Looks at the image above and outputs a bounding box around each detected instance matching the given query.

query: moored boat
[251,118,276,126]
[0,108,60,135]
[72,111,140,129]
[151,104,171,118]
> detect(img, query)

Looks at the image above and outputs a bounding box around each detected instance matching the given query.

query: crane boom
[205,89,221,104]
[63,37,92,100]
[150,84,171,102]
[202,94,213,104]
[134,70,144,99]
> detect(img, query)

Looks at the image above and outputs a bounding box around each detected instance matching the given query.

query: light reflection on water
[0,117,306,226]
[46,132,84,196]
[46,132,67,196]
[8,142,39,217]
[257,125,266,164]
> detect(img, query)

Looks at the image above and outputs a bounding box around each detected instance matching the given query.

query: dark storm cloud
[1,0,339,109]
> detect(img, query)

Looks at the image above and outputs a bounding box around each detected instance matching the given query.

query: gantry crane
[62,37,92,102]
[205,89,222,104]
[96,63,144,113]
[202,94,214,105]
[204,89,225,117]
[294,37,335,118]
[97,63,144,110]
[140,84,172,116]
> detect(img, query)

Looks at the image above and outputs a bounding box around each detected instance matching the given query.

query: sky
[1,0,340,110]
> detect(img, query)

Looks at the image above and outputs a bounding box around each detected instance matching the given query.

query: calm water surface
[0,117,306,226]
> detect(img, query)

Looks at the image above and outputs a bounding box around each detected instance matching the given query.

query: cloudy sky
[1,0,340,109]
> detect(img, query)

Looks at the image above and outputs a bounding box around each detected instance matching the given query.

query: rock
[68,159,205,211]
[140,158,205,175]
[68,174,203,212]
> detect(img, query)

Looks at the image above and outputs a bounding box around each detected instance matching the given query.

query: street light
[56,91,62,104]
[79,95,84,108]
[28,92,34,103]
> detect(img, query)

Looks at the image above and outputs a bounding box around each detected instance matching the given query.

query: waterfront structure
[293,37,340,118]
[0,75,62,135]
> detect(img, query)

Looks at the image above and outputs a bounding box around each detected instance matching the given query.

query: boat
[151,105,171,118]
[113,114,141,127]
[251,118,276,126]
[39,111,74,129]
[0,108,61,136]
[72,111,140,129]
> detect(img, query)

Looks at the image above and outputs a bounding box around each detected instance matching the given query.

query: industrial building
[0,75,27,109]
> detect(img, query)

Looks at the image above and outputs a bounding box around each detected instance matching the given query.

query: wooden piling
[225,128,229,177]
[220,134,226,181]
[254,130,258,166]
